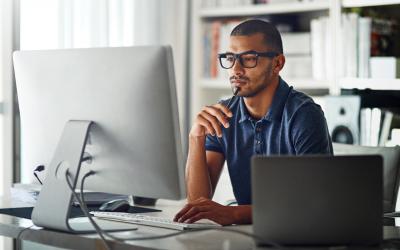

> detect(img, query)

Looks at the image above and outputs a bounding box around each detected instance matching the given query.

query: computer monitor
[13,46,186,232]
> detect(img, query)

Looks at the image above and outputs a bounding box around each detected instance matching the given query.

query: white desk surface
[1,184,400,250]
[1,185,259,250]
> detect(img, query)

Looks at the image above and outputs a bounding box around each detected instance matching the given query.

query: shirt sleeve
[290,103,333,155]
[205,134,224,154]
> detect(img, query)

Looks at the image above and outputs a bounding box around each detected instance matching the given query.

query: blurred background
[1,0,400,248]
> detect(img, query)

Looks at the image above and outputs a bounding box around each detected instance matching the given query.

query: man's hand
[190,104,233,138]
[173,197,237,226]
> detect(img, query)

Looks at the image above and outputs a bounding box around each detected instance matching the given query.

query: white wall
[18,0,188,183]
[158,0,188,142]
[0,0,16,203]
[0,0,19,248]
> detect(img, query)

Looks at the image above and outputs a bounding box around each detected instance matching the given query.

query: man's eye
[242,56,257,62]
[226,56,235,62]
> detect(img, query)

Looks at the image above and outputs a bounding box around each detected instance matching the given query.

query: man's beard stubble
[232,65,273,98]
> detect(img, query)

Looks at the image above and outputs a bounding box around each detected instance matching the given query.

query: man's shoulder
[284,88,323,118]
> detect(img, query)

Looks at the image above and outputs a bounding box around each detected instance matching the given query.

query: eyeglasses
[218,50,279,69]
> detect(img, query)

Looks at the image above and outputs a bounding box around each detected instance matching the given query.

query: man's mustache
[230,76,249,82]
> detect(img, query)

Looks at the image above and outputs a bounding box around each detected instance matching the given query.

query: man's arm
[185,135,225,201]
[184,103,232,201]
[174,103,252,225]
[173,103,249,225]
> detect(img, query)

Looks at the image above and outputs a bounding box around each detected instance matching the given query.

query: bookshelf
[342,0,400,8]
[199,1,330,17]
[339,78,400,91]
[190,0,400,120]
[201,78,331,90]
[189,0,400,202]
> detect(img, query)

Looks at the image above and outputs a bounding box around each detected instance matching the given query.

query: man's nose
[231,58,244,76]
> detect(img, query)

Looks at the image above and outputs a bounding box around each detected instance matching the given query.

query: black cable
[33,172,42,185]
[67,170,285,249]
[33,165,45,185]
[34,165,45,172]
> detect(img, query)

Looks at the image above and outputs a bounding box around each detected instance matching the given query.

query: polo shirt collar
[238,77,291,123]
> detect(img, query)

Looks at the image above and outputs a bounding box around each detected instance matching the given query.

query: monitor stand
[31,120,137,233]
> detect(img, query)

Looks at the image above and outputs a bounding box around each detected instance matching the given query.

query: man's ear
[273,54,285,75]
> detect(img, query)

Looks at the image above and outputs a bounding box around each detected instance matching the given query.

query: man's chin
[238,91,256,98]
[240,85,268,98]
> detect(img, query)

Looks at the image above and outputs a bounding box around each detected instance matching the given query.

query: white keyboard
[90,211,221,231]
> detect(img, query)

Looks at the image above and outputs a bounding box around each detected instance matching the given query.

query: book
[379,111,393,146]
[370,108,382,146]
[311,18,326,80]
[344,13,359,78]
[358,17,372,78]
[210,21,221,78]
[360,108,371,146]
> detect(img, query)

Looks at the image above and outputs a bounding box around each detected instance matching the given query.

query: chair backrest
[333,143,400,213]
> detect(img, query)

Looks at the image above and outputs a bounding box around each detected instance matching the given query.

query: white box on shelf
[280,55,312,78]
[281,32,311,55]
[370,57,400,79]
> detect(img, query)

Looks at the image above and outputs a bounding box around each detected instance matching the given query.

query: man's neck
[243,77,280,120]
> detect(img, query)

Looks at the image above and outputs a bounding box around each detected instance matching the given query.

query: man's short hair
[230,19,283,54]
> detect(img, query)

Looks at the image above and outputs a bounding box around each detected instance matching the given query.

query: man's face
[227,33,277,97]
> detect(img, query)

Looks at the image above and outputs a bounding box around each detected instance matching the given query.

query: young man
[174,19,333,225]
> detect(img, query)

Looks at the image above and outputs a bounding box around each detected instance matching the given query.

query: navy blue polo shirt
[205,78,333,205]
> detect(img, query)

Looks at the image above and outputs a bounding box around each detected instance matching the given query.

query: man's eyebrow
[224,50,257,54]
[239,50,257,54]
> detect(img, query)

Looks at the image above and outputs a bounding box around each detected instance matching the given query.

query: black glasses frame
[218,50,279,69]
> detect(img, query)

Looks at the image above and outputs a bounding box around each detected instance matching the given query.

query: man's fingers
[178,206,210,223]
[173,203,193,222]
[186,212,213,224]
[214,103,233,118]
[202,106,229,128]
[174,198,215,222]
[174,198,208,222]
[199,112,223,137]
[196,115,215,136]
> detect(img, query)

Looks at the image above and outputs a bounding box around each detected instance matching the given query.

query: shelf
[286,78,331,89]
[199,1,329,18]
[201,78,331,90]
[342,0,400,8]
[201,78,230,89]
[339,78,400,90]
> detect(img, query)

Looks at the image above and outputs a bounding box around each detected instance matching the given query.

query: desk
[1,185,400,250]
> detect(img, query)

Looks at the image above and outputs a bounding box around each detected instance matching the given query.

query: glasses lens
[240,54,258,68]
[220,54,235,69]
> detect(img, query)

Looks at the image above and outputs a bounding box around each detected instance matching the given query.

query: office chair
[333,143,400,214]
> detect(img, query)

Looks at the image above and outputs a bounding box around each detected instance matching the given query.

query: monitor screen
[14,46,186,201]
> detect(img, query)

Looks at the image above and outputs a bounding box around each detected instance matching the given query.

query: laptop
[251,155,383,246]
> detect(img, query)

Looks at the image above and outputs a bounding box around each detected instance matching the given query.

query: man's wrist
[189,133,206,141]
[230,205,252,225]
